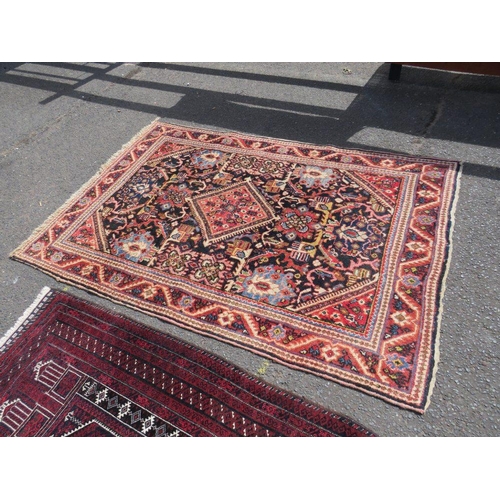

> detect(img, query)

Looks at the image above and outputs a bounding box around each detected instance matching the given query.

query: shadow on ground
[1,62,499,183]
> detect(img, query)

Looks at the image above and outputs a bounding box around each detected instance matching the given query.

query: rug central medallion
[188,180,278,245]
[11,121,461,413]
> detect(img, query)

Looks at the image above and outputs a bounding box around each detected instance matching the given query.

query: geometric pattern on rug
[0,288,376,436]
[10,120,461,413]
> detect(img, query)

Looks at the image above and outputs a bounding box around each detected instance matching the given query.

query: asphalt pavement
[0,62,499,437]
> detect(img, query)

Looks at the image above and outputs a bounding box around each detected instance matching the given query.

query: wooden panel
[393,62,500,76]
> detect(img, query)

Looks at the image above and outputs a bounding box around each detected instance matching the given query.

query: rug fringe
[424,161,463,412]
[0,286,52,349]
[9,118,160,260]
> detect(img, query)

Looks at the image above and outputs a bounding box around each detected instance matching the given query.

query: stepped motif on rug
[11,120,461,412]
[0,288,375,437]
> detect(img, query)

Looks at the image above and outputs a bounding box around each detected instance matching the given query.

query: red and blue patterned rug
[0,288,375,436]
[11,120,461,412]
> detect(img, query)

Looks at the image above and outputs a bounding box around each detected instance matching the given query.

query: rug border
[0,286,52,349]
[9,118,462,414]
[156,120,461,166]
[423,160,463,411]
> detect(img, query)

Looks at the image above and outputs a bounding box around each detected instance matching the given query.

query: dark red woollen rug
[10,120,461,413]
[0,288,375,437]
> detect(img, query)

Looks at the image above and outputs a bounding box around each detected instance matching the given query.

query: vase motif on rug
[11,120,461,413]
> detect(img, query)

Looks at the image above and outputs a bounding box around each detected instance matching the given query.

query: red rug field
[0,288,374,436]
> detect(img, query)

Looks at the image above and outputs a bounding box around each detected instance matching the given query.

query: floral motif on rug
[11,120,461,413]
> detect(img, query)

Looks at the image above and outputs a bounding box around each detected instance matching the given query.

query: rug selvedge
[11,121,461,412]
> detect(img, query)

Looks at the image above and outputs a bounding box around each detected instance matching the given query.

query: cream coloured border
[423,162,463,411]
[1,286,52,348]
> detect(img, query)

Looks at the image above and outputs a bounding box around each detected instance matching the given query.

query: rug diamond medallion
[188,179,278,245]
[11,120,461,413]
